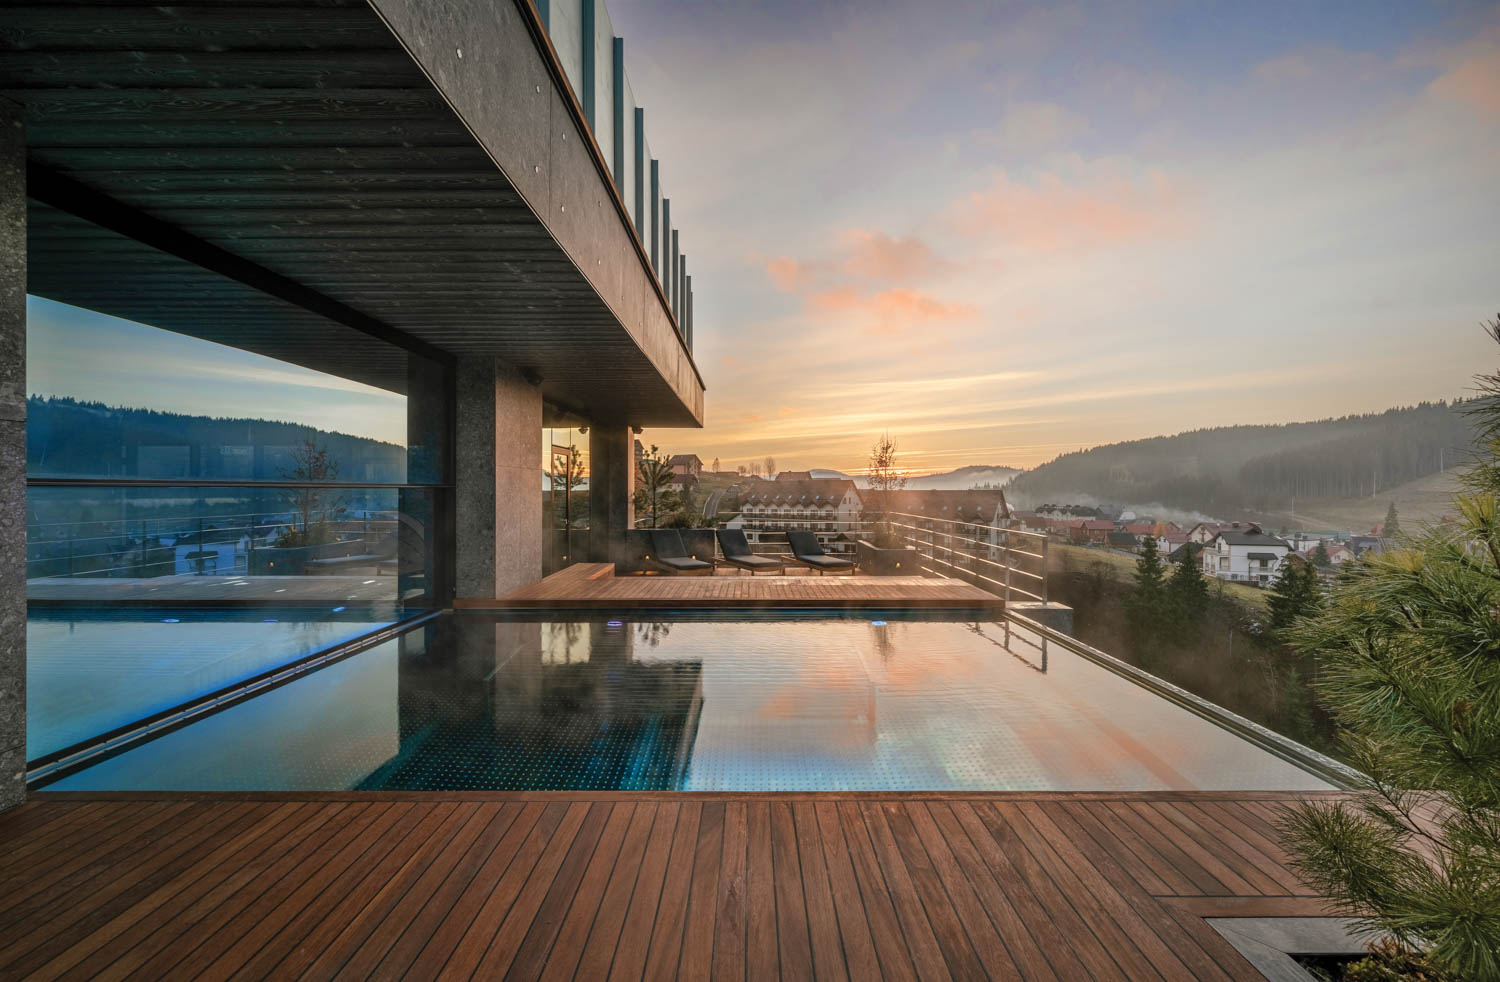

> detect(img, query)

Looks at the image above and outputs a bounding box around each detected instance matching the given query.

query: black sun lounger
[648,528,715,575]
[785,530,857,575]
[715,528,785,575]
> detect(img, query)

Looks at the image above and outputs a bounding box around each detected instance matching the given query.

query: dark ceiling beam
[26,161,454,368]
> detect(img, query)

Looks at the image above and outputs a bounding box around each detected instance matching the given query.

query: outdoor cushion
[785,530,826,557]
[797,553,854,569]
[716,528,757,558]
[650,529,712,571]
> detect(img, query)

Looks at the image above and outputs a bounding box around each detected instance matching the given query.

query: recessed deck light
[871,620,887,626]
[161,618,180,623]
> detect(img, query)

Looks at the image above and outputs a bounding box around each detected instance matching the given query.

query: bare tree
[279,438,346,546]
[865,432,907,546]
[737,463,749,478]
[712,456,721,474]
[763,456,776,479]
[634,444,676,528]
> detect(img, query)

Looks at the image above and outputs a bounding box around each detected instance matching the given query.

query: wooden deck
[465,563,1004,610]
[0,790,1335,980]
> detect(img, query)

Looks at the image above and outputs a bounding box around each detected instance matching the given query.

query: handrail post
[1003,529,1012,603]
[1042,535,1049,604]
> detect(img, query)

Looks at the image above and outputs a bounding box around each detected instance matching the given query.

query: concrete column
[454,357,542,598]
[0,99,25,810]
[588,424,635,567]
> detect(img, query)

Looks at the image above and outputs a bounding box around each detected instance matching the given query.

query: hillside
[26,396,407,482]
[1275,468,1463,532]
[809,464,1022,490]
[1008,401,1474,524]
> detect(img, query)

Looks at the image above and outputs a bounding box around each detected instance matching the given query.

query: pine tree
[1280,315,1500,981]
[1383,500,1401,538]
[1126,535,1168,642]
[1166,549,1211,630]
[1267,555,1321,634]
[1311,541,1332,567]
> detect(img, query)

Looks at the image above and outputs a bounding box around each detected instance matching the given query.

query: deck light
[331,606,346,612]
[161,618,180,623]
[607,620,624,627]
[871,620,887,626]
[263,618,279,623]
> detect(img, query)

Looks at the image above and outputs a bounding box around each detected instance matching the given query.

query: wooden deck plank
[868,800,984,982]
[810,801,886,982]
[640,800,703,981]
[771,801,816,981]
[0,792,1330,981]
[604,800,680,982]
[743,801,780,982]
[711,802,749,982]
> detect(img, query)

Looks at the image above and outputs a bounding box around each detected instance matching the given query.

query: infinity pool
[48,611,1335,792]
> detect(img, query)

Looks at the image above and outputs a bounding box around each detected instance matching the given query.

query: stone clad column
[1,99,26,810]
[454,357,542,599]
[588,424,635,567]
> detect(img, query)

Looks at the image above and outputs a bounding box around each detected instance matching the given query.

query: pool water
[48,612,1334,792]
[27,605,400,760]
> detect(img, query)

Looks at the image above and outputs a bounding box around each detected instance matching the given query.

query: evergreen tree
[1166,549,1211,631]
[1280,315,1500,981]
[1383,500,1401,538]
[1311,541,1331,567]
[1267,555,1322,634]
[1125,535,1169,642]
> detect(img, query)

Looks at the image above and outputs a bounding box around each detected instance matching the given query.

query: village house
[1199,525,1292,586]
[668,453,702,481]
[1072,519,1117,544]
[736,477,862,551]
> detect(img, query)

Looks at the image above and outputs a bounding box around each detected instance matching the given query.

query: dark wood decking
[0,791,1335,980]
[464,563,1004,610]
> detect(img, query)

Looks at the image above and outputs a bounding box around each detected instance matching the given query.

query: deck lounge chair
[715,529,785,575]
[785,530,857,575]
[647,529,715,575]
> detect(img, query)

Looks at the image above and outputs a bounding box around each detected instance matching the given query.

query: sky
[26,297,408,445]
[618,0,1500,474]
[24,1,1500,475]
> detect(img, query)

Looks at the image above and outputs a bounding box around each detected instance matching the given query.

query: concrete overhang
[1,0,704,427]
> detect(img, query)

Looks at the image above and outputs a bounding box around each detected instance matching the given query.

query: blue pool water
[27,606,399,759]
[48,612,1335,792]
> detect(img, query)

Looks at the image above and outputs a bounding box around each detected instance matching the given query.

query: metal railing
[716,513,1049,604]
[26,510,402,579]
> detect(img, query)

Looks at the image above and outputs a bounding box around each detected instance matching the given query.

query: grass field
[1049,541,1269,611]
[1268,468,1462,532]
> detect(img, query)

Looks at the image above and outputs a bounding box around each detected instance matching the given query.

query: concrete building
[737,477,862,550]
[0,0,704,808]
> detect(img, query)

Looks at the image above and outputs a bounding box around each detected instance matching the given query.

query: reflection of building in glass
[357,618,703,791]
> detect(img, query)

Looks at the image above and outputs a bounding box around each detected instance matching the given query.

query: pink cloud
[810,286,975,337]
[949,170,1184,251]
[762,255,815,293]
[1427,43,1500,116]
[839,229,952,282]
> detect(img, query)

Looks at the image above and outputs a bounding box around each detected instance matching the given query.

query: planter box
[856,539,918,575]
[623,528,717,573]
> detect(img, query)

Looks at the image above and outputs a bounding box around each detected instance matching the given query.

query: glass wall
[541,421,589,575]
[24,295,451,769]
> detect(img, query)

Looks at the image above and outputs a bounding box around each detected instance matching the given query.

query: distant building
[1106,530,1139,551]
[1156,531,1192,555]
[1200,527,1292,585]
[773,470,813,481]
[738,477,862,552]
[1186,522,1235,545]
[668,454,702,480]
[1073,519,1116,544]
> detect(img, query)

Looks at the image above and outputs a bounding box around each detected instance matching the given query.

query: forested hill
[1008,401,1475,517]
[26,396,406,482]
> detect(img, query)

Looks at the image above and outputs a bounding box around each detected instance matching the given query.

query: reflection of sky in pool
[52,614,1334,792]
[27,607,394,759]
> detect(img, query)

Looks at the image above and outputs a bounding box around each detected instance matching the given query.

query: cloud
[838,229,953,283]
[761,255,815,293]
[809,286,975,337]
[1426,41,1500,116]
[973,100,1089,154]
[947,168,1184,251]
